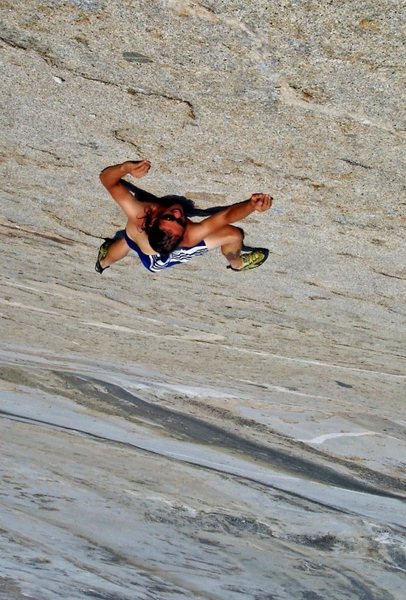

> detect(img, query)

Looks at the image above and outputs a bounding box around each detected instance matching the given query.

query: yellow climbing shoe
[227,248,269,272]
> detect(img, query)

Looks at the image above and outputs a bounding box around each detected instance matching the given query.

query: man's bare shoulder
[181,220,205,247]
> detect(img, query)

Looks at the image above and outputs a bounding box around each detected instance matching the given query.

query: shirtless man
[95,160,272,274]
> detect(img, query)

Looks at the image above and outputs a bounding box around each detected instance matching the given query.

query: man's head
[147,204,187,254]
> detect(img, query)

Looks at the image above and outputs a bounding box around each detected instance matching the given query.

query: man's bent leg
[96,237,130,273]
[204,225,269,271]
[204,225,244,270]
[100,238,130,269]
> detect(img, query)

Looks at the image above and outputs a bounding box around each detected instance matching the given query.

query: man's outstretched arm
[100,160,151,220]
[183,193,273,246]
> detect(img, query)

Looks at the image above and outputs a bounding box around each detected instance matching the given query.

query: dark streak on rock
[66,73,196,120]
[0,224,75,246]
[0,33,57,67]
[26,145,63,161]
[0,407,378,516]
[113,131,141,151]
[42,373,406,500]
[336,381,353,389]
[127,87,196,120]
[340,158,372,170]
[0,35,29,51]
[372,269,405,281]
[337,252,362,259]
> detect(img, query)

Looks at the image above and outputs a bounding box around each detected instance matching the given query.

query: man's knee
[204,225,244,250]
[227,225,244,244]
[217,225,244,250]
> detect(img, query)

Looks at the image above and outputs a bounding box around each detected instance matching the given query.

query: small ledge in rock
[123,52,153,64]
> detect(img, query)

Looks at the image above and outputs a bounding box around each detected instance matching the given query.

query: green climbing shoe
[95,238,114,274]
[227,248,269,272]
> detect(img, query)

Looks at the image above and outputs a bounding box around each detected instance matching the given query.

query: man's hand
[249,193,273,212]
[123,160,151,179]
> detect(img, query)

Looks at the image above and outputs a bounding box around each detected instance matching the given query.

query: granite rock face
[0,2,405,599]
[1,0,404,370]
[2,0,404,344]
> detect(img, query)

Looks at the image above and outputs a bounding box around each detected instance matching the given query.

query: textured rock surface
[0,1,405,599]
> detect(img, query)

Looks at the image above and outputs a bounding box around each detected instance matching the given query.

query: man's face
[158,204,187,237]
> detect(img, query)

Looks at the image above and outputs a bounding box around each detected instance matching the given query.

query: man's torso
[125,202,200,254]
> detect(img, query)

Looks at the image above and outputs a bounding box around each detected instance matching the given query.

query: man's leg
[100,238,130,269]
[95,236,130,274]
[204,225,244,269]
[204,225,269,271]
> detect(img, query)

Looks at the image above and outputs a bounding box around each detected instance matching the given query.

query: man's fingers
[250,193,273,211]
[251,193,272,201]
[129,160,151,178]
[136,160,150,170]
